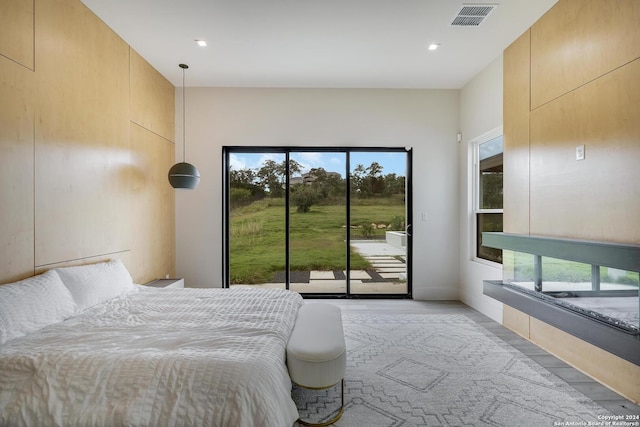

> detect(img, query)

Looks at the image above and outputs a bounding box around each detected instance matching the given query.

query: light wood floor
[309,299,640,415]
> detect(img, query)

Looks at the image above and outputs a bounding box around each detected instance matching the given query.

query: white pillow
[0,270,77,345]
[55,259,136,311]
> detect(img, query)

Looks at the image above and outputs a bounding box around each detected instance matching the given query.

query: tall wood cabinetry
[501,0,640,403]
[503,30,531,236]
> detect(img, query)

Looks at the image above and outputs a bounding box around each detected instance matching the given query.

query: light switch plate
[576,145,585,161]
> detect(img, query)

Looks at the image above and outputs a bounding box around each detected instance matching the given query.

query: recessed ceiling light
[428,43,440,51]
[195,40,207,47]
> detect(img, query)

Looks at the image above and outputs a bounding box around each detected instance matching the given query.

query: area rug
[292,313,611,426]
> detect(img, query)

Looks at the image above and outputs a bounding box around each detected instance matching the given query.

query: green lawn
[229,198,405,284]
[505,251,639,286]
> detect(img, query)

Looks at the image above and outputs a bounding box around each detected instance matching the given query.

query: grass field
[504,251,639,287]
[229,198,405,284]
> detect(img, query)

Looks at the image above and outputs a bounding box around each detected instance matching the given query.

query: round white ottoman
[287,303,346,426]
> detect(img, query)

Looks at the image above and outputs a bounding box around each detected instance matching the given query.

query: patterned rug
[292,313,611,426]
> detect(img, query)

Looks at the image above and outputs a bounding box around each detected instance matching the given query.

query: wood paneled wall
[0,0,175,285]
[0,54,34,282]
[530,0,640,109]
[0,0,34,70]
[503,30,531,235]
[530,60,640,242]
[504,0,640,243]
[130,50,175,142]
[502,0,640,401]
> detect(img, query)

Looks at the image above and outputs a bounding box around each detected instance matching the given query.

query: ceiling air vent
[451,4,497,26]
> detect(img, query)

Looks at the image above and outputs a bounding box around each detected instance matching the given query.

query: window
[474,133,503,263]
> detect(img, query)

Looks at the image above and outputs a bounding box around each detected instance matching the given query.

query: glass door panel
[225,147,411,297]
[289,152,347,294]
[349,152,409,295]
[228,153,286,288]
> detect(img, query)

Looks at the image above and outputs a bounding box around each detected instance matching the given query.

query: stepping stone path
[308,255,406,283]
[362,255,406,280]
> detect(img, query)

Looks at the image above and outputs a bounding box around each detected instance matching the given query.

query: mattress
[0,287,304,427]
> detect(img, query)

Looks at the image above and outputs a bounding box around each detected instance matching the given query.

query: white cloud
[228,153,245,170]
[257,153,284,168]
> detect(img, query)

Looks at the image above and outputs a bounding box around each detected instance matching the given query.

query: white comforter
[0,287,304,427]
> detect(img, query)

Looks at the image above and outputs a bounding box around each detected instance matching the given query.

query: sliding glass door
[349,151,409,295]
[288,151,347,294]
[223,147,411,297]
[226,153,286,287]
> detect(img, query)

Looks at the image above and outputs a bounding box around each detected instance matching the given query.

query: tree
[351,162,385,197]
[255,159,304,198]
[230,188,253,209]
[257,159,284,197]
[229,168,265,207]
[306,168,330,198]
[327,174,345,197]
[291,186,320,213]
[351,164,367,197]
[382,173,405,197]
[229,169,256,187]
[365,162,384,195]
[288,159,303,178]
[366,162,383,177]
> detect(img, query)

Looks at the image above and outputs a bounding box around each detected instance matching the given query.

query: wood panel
[529,59,640,244]
[529,317,640,404]
[502,30,531,235]
[1,0,175,285]
[128,123,175,284]
[34,0,131,266]
[0,56,34,283]
[531,0,640,109]
[130,49,175,142]
[0,0,34,69]
[34,250,131,275]
[502,305,530,339]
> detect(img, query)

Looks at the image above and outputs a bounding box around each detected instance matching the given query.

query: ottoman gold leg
[297,378,344,426]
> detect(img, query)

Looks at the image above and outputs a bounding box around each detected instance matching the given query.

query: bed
[0,260,304,427]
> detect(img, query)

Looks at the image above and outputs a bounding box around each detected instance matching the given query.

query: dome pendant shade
[168,162,200,189]
[169,63,199,190]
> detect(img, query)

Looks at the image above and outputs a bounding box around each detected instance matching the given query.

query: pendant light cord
[182,65,186,162]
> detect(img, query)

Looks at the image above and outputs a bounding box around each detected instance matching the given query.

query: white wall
[175,88,460,299]
[458,54,505,322]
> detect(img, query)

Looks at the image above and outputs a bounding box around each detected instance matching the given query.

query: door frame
[222,146,412,299]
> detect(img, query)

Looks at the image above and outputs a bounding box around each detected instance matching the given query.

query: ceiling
[80,0,557,89]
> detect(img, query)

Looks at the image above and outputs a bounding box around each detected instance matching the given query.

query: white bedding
[0,287,304,427]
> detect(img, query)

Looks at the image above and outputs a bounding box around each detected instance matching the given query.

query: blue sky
[229,151,407,178]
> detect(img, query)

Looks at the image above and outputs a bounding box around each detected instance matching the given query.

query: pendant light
[168,63,200,189]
